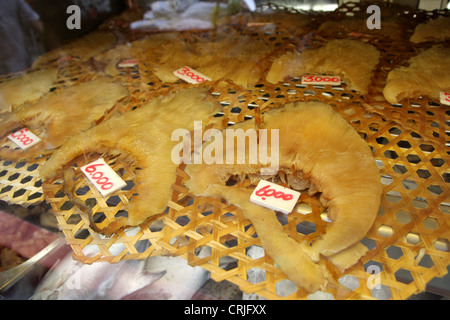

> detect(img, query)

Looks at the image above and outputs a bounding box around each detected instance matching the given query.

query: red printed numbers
[250,180,301,214]
[302,75,341,85]
[81,158,127,197]
[57,56,73,63]
[118,59,139,68]
[255,184,294,201]
[8,128,41,150]
[440,92,450,106]
[173,66,211,84]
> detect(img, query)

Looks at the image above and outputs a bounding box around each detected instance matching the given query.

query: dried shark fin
[205,184,329,293]
[266,39,380,95]
[41,88,221,234]
[185,101,382,292]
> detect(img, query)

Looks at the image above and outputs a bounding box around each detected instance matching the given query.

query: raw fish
[32,243,165,300]
[33,243,213,300]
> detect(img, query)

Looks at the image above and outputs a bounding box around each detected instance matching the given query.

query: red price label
[57,56,74,63]
[302,75,341,85]
[250,180,301,215]
[440,92,450,106]
[173,66,211,84]
[118,59,139,68]
[81,158,127,197]
[247,22,276,33]
[254,184,294,201]
[7,128,41,150]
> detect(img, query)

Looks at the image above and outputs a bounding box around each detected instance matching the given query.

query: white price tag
[247,22,274,27]
[250,180,301,215]
[57,56,74,63]
[440,92,450,106]
[80,158,127,197]
[7,128,41,150]
[173,66,211,84]
[302,75,341,85]
[118,59,139,68]
[246,22,276,33]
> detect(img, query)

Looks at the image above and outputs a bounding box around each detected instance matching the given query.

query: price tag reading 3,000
[301,75,341,85]
[81,158,127,197]
[173,66,211,84]
[7,128,41,150]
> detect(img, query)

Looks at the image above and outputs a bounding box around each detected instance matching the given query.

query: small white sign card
[7,128,41,150]
[173,66,211,84]
[80,158,127,197]
[250,180,301,214]
[301,75,341,85]
[118,59,139,68]
[440,92,450,106]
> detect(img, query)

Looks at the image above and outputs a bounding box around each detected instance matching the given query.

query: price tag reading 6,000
[440,92,450,106]
[80,158,127,197]
[7,128,41,150]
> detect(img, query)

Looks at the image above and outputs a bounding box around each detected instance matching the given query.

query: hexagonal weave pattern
[1,2,449,300]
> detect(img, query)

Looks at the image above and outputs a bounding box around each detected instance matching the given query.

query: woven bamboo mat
[0,49,110,206]
[2,2,449,299]
[0,157,45,207]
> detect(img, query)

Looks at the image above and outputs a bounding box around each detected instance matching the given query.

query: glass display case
[0,0,449,301]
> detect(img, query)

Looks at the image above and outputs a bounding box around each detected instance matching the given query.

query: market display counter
[0,1,449,300]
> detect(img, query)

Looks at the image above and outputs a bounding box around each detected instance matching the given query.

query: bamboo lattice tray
[0,54,105,206]
[0,157,45,207]
[2,2,450,300]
